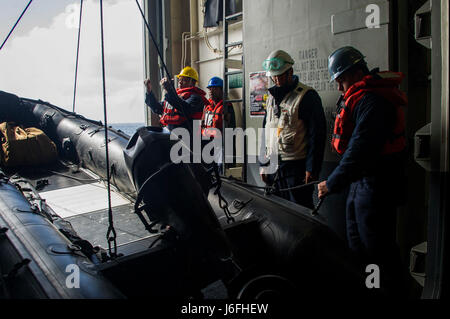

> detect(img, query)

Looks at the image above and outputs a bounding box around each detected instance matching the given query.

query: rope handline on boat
[72,0,84,113]
[222,175,319,193]
[134,0,171,80]
[277,181,319,192]
[99,0,117,259]
[0,0,33,51]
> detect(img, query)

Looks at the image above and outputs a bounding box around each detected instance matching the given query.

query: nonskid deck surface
[6,161,155,249]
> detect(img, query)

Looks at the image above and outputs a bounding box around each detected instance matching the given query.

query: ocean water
[111,122,145,137]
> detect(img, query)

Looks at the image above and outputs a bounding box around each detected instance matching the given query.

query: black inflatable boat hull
[0,91,372,298]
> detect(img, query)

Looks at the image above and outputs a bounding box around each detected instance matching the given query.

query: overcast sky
[0,0,145,124]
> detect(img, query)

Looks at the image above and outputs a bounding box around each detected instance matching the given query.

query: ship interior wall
[143,0,448,298]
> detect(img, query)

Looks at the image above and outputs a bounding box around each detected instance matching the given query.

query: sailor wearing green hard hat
[144,66,209,133]
[260,49,327,209]
[262,49,296,77]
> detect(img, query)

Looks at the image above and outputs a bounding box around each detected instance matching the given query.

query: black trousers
[346,176,407,296]
[268,159,314,209]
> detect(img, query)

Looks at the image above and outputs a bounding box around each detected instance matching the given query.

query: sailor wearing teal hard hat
[260,49,327,209]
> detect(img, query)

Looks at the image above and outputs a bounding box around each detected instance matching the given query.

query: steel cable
[72,0,84,113]
[0,0,33,51]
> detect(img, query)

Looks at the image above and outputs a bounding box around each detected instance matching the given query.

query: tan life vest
[264,82,312,161]
[0,122,58,167]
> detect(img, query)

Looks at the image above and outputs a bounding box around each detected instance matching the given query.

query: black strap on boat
[0,0,33,51]
[99,0,117,259]
[134,162,174,234]
[72,0,84,113]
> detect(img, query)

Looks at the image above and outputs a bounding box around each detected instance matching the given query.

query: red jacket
[160,87,208,126]
[202,99,226,138]
[332,71,407,155]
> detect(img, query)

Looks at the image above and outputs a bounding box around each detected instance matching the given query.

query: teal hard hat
[207,76,223,88]
[262,50,295,76]
[328,46,366,82]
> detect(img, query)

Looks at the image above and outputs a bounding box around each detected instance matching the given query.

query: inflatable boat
[0,90,374,299]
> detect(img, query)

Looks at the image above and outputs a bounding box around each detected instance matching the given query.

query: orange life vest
[201,99,226,138]
[160,87,208,126]
[332,71,407,155]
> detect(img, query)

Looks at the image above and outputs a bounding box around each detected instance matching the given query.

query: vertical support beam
[440,0,449,174]
[143,0,162,127]
[190,0,199,70]
[223,0,229,176]
[242,32,247,182]
[423,0,449,299]
[222,0,246,181]
[168,0,190,77]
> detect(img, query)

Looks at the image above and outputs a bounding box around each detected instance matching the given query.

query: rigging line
[72,0,84,113]
[277,181,319,192]
[99,0,117,258]
[135,0,171,80]
[45,169,102,183]
[222,176,319,192]
[0,0,33,51]
[135,0,192,132]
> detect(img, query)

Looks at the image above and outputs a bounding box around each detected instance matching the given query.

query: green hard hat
[262,50,295,76]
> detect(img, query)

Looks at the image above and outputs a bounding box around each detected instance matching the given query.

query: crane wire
[0,0,33,51]
[135,0,172,80]
[72,0,84,113]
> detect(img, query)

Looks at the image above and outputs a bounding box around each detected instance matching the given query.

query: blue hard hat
[328,46,366,82]
[207,76,223,88]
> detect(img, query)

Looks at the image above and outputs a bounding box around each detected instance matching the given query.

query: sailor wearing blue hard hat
[201,76,236,168]
[207,76,224,88]
[202,76,235,138]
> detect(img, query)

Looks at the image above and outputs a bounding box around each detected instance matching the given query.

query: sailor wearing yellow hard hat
[144,66,209,132]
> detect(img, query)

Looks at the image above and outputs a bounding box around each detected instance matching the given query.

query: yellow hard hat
[177,66,199,82]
